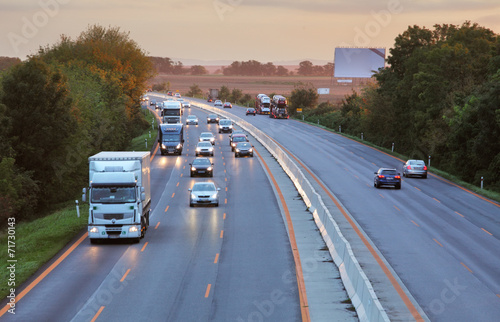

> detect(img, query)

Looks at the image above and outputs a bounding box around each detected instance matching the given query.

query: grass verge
[0,108,157,300]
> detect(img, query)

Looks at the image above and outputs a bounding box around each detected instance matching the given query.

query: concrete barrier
[182,98,390,321]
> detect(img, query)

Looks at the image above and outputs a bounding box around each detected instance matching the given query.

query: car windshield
[233,136,246,142]
[193,158,211,165]
[187,116,196,119]
[198,142,212,147]
[219,120,231,125]
[193,183,216,191]
[410,160,425,166]
[238,143,250,148]
[381,170,397,175]
[201,133,213,138]
[91,187,136,203]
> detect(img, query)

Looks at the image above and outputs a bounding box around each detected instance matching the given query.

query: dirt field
[149,73,372,104]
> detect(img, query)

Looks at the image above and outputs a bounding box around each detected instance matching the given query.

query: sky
[1,0,499,65]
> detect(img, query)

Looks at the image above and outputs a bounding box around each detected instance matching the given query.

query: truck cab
[158,123,184,155]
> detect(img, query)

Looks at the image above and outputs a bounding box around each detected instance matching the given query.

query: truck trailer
[270,95,289,119]
[84,151,151,243]
[158,123,184,155]
[207,88,219,102]
[255,94,271,115]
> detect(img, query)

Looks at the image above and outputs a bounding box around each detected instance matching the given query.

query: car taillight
[395,175,401,179]
[407,165,411,169]
[424,166,427,170]
[378,175,385,178]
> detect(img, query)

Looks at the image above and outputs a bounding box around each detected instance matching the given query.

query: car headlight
[191,167,196,171]
[176,144,182,149]
[210,138,215,142]
[248,148,253,152]
[207,167,212,171]
[196,148,201,152]
[211,194,217,199]
[235,149,240,153]
[191,193,196,199]
[90,227,98,233]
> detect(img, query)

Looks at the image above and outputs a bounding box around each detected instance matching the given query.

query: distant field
[150,73,372,104]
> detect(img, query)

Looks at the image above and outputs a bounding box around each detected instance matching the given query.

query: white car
[174,93,181,98]
[199,132,215,145]
[189,182,220,207]
[182,101,191,108]
[214,100,223,107]
[186,115,198,125]
[195,141,214,156]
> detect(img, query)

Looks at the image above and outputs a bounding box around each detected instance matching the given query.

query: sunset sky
[1,0,499,64]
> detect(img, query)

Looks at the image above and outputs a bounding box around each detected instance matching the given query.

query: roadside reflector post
[317,119,320,125]
[392,142,394,152]
[339,125,341,133]
[481,177,484,189]
[145,139,148,149]
[152,120,154,130]
[361,132,364,140]
[149,131,151,138]
[428,155,431,168]
[75,200,80,218]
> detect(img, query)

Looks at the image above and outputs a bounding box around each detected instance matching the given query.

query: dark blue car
[374,168,401,189]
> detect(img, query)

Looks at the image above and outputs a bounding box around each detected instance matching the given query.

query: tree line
[149,57,334,77]
[0,25,154,222]
[291,22,500,191]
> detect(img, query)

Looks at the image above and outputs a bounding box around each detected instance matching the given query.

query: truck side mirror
[82,188,87,203]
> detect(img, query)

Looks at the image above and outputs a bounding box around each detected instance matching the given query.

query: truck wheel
[190,203,194,207]
[90,239,98,244]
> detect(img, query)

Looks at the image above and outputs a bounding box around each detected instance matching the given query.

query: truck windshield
[162,134,180,142]
[91,187,136,203]
[164,110,180,116]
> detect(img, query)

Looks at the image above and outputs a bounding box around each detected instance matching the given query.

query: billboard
[334,48,386,78]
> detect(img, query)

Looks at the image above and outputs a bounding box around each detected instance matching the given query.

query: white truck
[162,100,182,123]
[83,151,151,243]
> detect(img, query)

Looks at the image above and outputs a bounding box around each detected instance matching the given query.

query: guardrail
[188,99,390,322]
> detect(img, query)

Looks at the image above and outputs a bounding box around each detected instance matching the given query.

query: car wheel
[190,203,194,207]
[235,153,238,158]
[375,181,379,188]
[190,172,194,177]
[423,174,427,179]
[250,153,253,157]
[215,202,219,207]
[211,152,214,156]
[210,172,213,177]
[396,183,401,189]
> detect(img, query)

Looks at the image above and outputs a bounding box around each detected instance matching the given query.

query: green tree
[186,84,203,97]
[289,83,318,114]
[230,88,243,103]
[1,58,76,207]
[219,85,231,101]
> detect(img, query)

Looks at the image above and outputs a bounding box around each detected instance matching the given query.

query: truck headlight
[90,227,99,233]
[129,226,139,233]
[162,144,166,149]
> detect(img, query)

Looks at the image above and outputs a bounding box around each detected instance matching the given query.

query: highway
[192,97,500,321]
[2,93,499,322]
[0,101,303,321]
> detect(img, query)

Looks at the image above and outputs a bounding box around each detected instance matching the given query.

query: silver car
[189,182,220,207]
[195,141,214,156]
[199,132,215,145]
[402,160,428,178]
[186,115,198,125]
